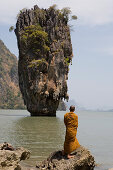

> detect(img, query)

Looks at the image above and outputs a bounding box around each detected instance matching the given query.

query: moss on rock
[21,25,50,56]
[28,58,47,68]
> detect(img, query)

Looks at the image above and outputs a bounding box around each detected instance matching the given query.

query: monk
[63,105,80,159]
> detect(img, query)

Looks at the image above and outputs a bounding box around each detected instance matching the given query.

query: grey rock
[0,143,30,170]
[0,143,95,170]
[36,146,95,170]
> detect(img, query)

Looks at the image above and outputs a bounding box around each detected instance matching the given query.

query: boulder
[36,146,95,170]
[0,143,30,170]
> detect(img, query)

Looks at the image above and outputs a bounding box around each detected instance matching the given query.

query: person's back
[64,112,78,128]
[63,106,80,158]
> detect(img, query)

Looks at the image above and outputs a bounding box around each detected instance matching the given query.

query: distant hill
[0,39,25,109]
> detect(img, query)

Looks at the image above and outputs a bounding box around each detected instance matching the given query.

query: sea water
[0,109,113,170]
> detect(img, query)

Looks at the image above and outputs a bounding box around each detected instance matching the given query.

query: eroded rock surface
[15,5,73,116]
[0,143,95,170]
[0,143,30,170]
[36,146,95,170]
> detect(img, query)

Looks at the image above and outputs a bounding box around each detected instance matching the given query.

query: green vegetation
[21,25,50,55]
[55,26,59,32]
[49,4,57,10]
[61,7,77,22]
[58,12,64,20]
[71,15,77,20]
[9,26,14,32]
[61,7,71,22]
[34,8,46,22]
[64,57,71,66]
[28,58,47,68]
[48,5,78,23]
[16,8,27,19]
[10,5,77,34]
[9,8,28,32]
[61,41,65,48]
[49,4,77,23]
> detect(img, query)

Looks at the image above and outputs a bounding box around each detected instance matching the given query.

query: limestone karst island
[15,5,73,116]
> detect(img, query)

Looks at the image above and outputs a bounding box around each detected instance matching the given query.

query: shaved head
[69,105,75,112]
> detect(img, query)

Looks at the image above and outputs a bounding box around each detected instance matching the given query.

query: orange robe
[64,112,80,154]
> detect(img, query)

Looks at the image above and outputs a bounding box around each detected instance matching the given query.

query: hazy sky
[0,0,113,110]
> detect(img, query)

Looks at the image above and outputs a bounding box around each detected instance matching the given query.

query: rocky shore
[0,143,30,170]
[0,143,95,170]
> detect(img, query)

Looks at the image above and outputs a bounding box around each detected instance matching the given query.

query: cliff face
[15,5,73,116]
[0,39,25,109]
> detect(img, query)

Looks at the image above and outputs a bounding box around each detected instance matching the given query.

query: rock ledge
[0,143,30,170]
[0,143,95,170]
[36,146,95,170]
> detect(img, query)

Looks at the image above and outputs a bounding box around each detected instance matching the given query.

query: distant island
[0,39,25,109]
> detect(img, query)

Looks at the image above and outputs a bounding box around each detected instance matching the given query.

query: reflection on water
[14,116,65,164]
[0,110,65,165]
[0,110,113,169]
